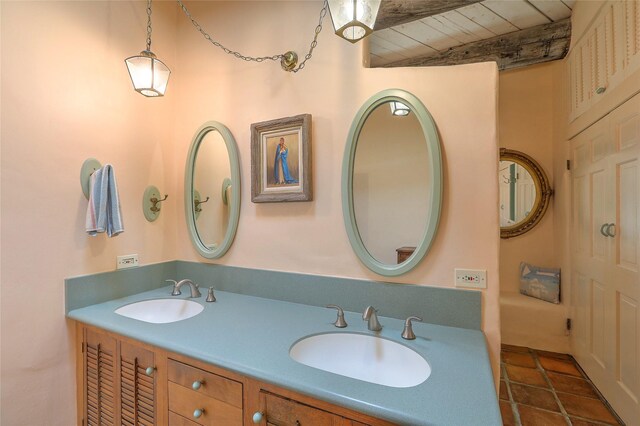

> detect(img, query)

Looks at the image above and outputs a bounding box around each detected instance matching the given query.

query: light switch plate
[454,269,487,289]
[117,254,139,270]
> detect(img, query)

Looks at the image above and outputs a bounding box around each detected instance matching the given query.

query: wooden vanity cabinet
[77,323,394,426]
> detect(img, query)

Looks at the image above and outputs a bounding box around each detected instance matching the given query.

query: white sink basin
[115,299,203,324]
[289,333,431,388]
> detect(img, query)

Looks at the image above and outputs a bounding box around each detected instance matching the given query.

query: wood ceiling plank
[379,18,571,71]
[387,20,463,51]
[421,15,480,44]
[374,28,439,57]
[481,0,551,29]
[456,3,519,35]
[369,34,412,61]
[528,0,572,21]
[440,10,497,39]
[561,0,576,10]
[375,0,483,31]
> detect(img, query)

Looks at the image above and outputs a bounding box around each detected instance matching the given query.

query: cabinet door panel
[85,328,117,426]
[120,340,156,426]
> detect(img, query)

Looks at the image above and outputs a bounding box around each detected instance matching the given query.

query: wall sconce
[390,101,410,116]
[125,0,171,97]
[327,0,381,43]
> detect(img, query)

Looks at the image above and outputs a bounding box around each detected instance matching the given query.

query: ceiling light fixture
[125,0,171,97]
[390,101,410,116]
[327,0,381,43]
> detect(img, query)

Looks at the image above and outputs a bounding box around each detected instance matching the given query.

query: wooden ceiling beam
[378,18,571,71]
[375,0,484,31]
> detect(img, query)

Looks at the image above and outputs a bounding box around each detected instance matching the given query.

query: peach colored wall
[499,62,558,292]
[0,2,179,424]
[498,62,571,353]
[172,0,501,385]
[1,1,501,424]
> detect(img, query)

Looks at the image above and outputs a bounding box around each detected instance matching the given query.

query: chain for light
[145,0,153,51]
[176,0,327,72]
[291,1,328,73]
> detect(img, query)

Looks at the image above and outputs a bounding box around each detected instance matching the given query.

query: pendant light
[327,0,381,43]
[390,101,410,116]
[125,0,171,97]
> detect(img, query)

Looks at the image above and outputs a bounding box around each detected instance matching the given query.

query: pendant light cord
[146,0,153,52]
[176,0,327,72]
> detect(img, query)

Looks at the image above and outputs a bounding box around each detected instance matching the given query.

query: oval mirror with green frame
[342,89,443,276]
[185,121,241,259]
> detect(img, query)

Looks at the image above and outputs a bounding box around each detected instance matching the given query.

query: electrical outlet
[117,254,139,270]
[454,268,487,289]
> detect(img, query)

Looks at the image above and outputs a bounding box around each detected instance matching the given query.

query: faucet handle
[206,287,216,302]
[402,316,422,340]
[326,305,347,328]
[166,280,180,295]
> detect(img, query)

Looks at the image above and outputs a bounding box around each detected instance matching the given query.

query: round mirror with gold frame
[499,148,552,239]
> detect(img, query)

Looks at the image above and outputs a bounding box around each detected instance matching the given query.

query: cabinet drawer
[262,392,336,426]
[168,358,242,408]
[168,410,201,426]
[169,382,243,426]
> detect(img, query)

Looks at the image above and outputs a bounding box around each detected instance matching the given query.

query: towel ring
[80,158,102,199]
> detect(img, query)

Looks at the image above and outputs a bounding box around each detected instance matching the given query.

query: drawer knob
[193,408,205,419]
[252,411,263,423]
[145,367,155,376]
[192,380,205,390]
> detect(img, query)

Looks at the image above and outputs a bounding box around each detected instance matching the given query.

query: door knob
[606,223,616,237]
[600,223,609,236]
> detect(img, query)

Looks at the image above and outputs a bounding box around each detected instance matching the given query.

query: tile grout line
[501,359,522,426]
[531,350,572,425]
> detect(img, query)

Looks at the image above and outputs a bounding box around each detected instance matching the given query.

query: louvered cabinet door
[84,328,117,426]
[120,340,157,426]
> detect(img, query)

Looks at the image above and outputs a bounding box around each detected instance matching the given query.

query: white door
[571,93,640,425]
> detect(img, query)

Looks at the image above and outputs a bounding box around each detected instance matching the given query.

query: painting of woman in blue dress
[274,137,299,185]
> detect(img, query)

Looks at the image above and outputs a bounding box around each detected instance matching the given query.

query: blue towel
[85,164,124,237]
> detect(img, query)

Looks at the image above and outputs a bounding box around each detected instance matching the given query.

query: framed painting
[251,114,312,202]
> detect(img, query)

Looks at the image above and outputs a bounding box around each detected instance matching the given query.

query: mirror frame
[342,89,443,276]
[185,121,241,258]
[500,148,552,239]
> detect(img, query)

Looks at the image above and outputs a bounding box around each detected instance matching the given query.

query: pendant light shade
[125,50,171,97]
[125,0,170,97]
[327,0,381,43]
[390,101,410,116]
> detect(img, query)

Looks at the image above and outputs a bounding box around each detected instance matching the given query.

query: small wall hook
[150,194,168,212]
[194,196,210,213]
[143,185,168,222]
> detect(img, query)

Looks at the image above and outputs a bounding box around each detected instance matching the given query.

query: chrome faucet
[363,306,382,331]
[167,279,202,298]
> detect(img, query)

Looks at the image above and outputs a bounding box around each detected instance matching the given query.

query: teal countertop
[67,285,501,426]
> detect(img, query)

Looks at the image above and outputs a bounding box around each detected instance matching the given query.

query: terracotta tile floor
[500,345,624,426]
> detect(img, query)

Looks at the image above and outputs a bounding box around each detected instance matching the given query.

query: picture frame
[251,114,312,203]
